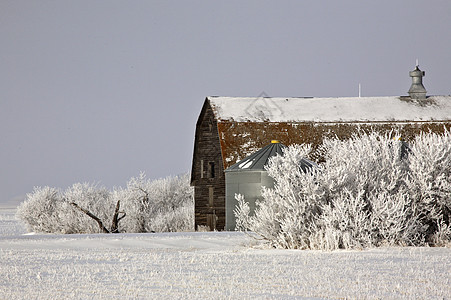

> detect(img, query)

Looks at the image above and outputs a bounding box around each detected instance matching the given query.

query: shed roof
[209,95,451,123]
[225,141,317,173]
[225,141,285,172]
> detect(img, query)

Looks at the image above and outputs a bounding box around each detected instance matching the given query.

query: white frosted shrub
[235,131,450,249]
[236,144,323,249]
[320,132,407,197]
[114,172,153,233]
[149,203,194,232]
[314,189,372,250]
[368,190,423,246]
[117,172,194,233]
[406,130,451,244]
[62,183,114,233]
[17,183,116,234]
[17,173,194,234]
[17,186,64,233]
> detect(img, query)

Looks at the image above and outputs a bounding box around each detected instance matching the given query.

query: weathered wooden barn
[191,66,451,231]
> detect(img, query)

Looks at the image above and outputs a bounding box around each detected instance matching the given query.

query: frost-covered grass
[1,209,450,299]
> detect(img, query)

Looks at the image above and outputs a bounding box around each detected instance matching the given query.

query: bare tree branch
[70,202,110,233]
[118,212,126,222]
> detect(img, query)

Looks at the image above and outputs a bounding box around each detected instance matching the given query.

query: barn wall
[192,101,226,230]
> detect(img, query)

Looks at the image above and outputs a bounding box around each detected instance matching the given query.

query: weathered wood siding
[191,101,226,230]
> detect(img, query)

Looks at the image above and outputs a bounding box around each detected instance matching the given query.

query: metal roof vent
[408,64,427,100]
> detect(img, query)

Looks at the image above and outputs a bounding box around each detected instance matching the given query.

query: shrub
[235,131,450,249]
[17,173,194,234]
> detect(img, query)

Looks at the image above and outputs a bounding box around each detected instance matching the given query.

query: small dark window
[208,162,215,178]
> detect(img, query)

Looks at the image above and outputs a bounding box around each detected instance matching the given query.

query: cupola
[408,64,427,100]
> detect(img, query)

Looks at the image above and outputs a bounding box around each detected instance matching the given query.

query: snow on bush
[16,173,194,234]
[406,131,451,245]
[113,172,194,233]
[235,130,450,250]
[63,183,114,233]
[16,186,64,233]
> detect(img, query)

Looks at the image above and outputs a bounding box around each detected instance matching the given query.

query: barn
[190,66,451,231]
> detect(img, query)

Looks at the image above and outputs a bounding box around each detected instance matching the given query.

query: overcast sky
[1,1,450,204]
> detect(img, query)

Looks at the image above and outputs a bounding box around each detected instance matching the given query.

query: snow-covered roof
[208,95,451,123]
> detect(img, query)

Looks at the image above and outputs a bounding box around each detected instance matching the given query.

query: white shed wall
[225,171,275,231]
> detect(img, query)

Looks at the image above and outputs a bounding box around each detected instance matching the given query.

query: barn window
[208,187,214,207]
[208,162,215,178]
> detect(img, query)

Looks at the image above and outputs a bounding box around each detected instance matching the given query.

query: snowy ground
[1,208,450,299]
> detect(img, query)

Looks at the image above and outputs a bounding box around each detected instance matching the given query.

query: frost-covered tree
[63,182,122,234]
[113,172,152,233]
[235,131,450,250]
[17,183,122,234]
[17,173,194,234]
[16,186,64,233]
[116,172,194,233]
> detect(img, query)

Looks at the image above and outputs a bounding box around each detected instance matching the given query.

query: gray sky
[1,0,450,204]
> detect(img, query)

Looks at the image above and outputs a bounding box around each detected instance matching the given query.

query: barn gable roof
[208,95,451,123]
[203,95,451,170]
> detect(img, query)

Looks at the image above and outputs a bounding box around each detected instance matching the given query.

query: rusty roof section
[217,120,451,169]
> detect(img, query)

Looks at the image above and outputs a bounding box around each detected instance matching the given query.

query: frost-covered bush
[406,131,451,242]
[235,131,450,250]
[16,186,64,233]
[17,183,118,234]
[17,173,194,234]
[115,172,194,233]
[235,144,324,249]
[149,202,194,232]
[62,183,114,233]
[17,183,114,233]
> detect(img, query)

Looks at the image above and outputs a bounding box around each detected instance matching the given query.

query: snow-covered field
[1,208,450,299]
